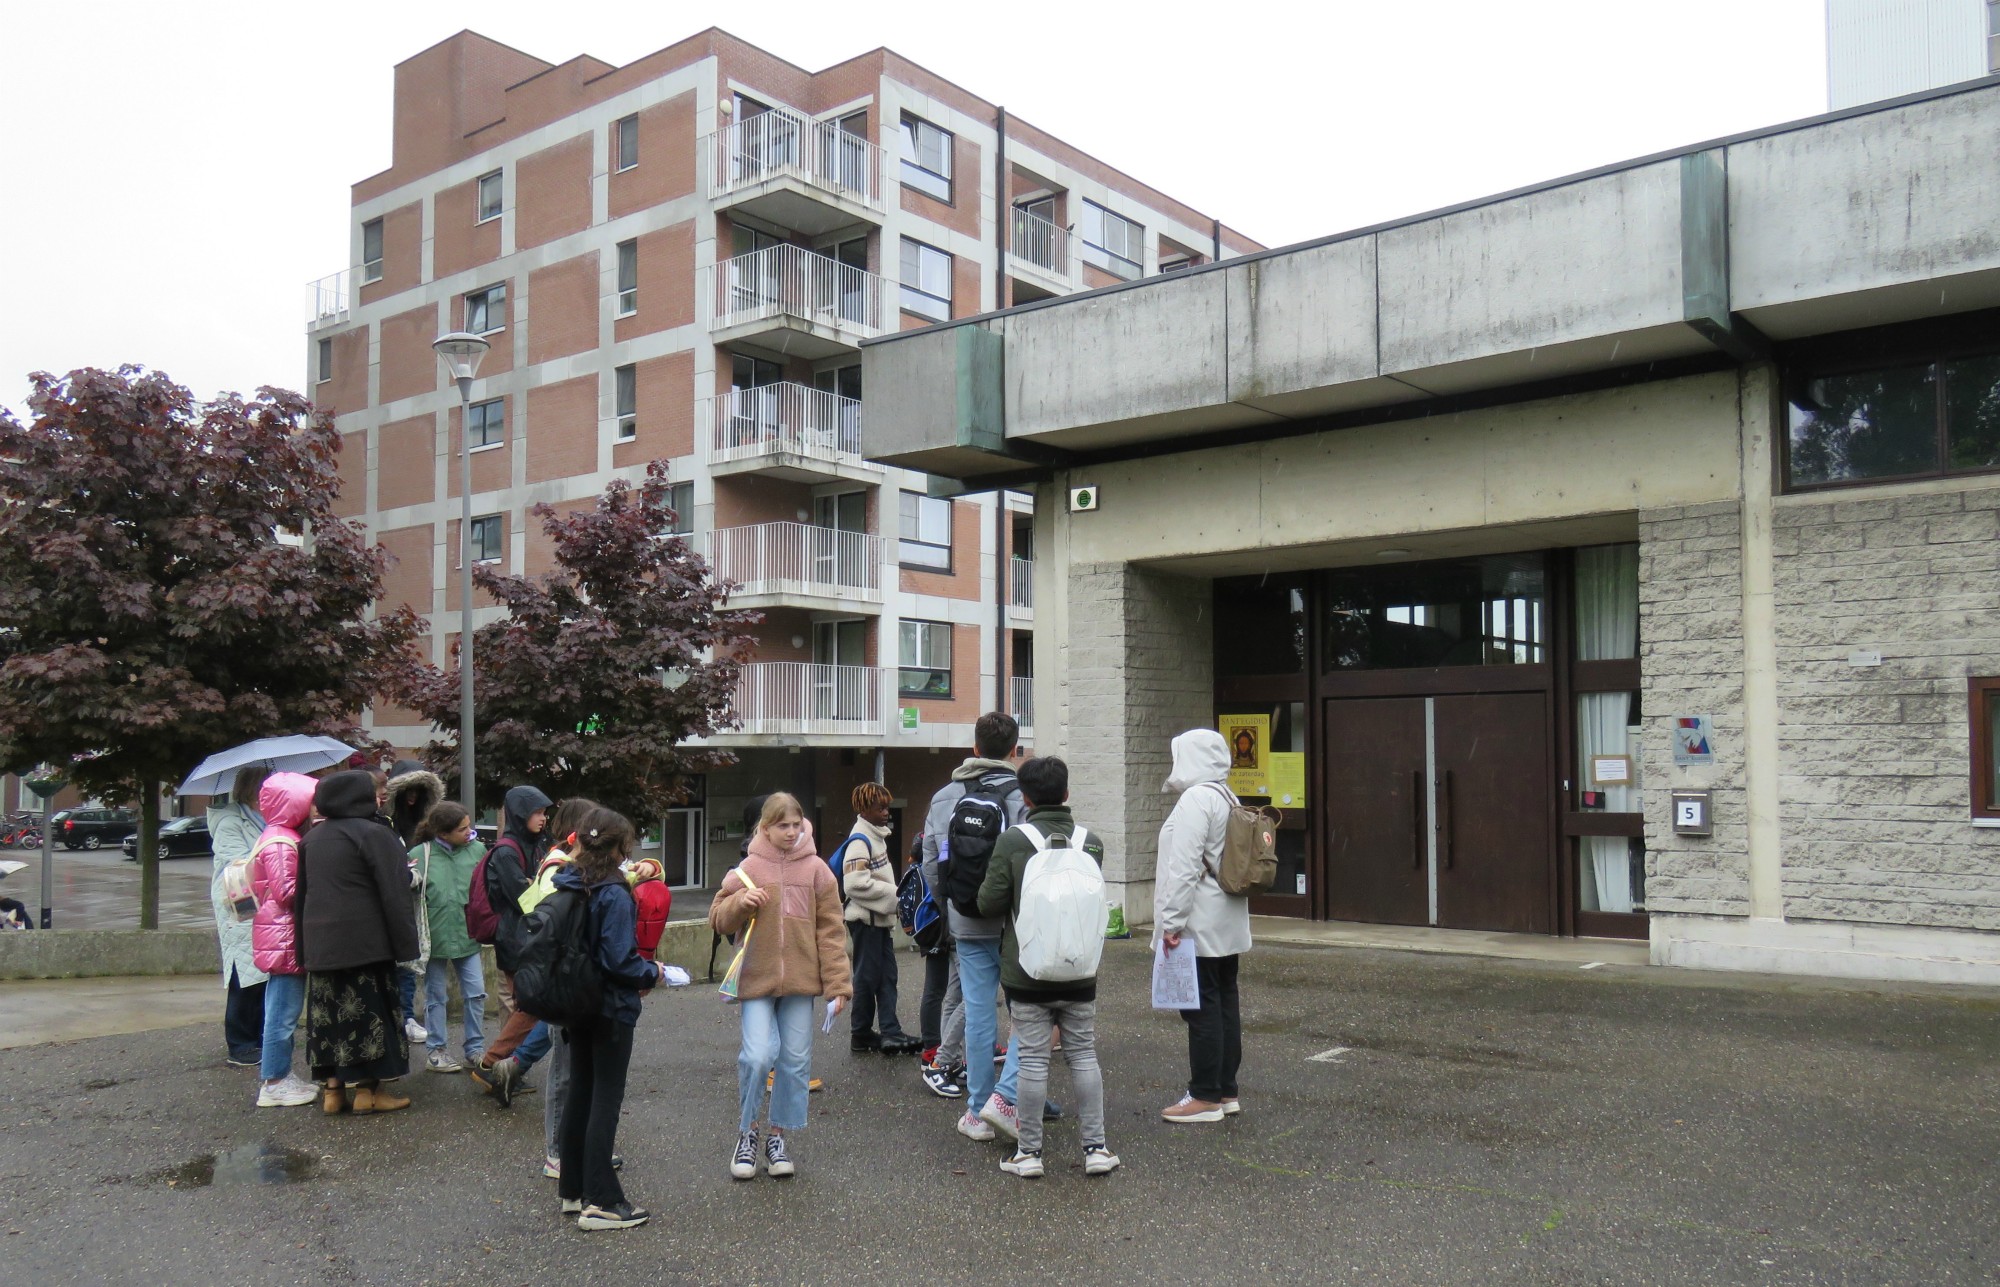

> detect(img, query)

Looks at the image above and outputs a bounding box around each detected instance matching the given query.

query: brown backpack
[1201,783,1280,896]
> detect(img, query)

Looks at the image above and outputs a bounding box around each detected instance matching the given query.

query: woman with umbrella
[208,765,270,1067]
[297,769,421,1114]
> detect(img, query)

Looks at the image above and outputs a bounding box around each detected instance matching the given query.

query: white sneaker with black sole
[730,1131,759,1180]
[577,1202,648,1231]
[764,1132,795,1178]
[921,1061,965,1099]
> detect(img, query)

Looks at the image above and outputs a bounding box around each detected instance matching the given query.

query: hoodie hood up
[315,769,381,820]
[502,784,554,849]
[1164,728,1230,793]
[258,772,318,833]
[387,761,446,837]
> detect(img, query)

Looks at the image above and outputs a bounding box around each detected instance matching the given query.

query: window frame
[898,619,954,698]
[466,397,506,451]
[1080,199,1144,280]
[898,114,953,203]
[615,364,637,441]
[315,338,332,385]
[361,218,384,283]
[664,480,693,535]
[468,514,504,564]
[616,239,638,316]
[899,237,952,322]
[465,283,507,335]
[476,170,503,223]
[614,113,639,172]
[1972,677,2000,821]
[898,490,953,571]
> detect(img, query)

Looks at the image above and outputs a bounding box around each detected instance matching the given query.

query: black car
[121,815,213,861]
[60,808,138,850]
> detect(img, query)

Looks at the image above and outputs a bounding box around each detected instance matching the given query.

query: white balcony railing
[1009,556,1034,611]
[709,244,885,339]
[704,522,883,601]
[1010,675,1035,732]
[705,382,863,465]
[710,109,885,208]
[731,662,887,735]
[1009,208,1071,276]
[306,270,350,330]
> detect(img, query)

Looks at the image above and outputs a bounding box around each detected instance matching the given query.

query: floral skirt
[305,963,409,1084]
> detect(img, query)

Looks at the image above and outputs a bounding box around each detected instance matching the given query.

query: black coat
[296,770,420,973]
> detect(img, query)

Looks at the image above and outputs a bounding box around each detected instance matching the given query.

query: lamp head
[432,331,491,382]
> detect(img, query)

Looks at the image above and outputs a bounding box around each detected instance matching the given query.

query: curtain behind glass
[1576,545,1639,912]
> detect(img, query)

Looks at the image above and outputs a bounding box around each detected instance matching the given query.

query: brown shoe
[321,1082,348,1115]
[1160,1094,1225,1123]
[350,1086,411,1114]
[1220,1096,1241,1116]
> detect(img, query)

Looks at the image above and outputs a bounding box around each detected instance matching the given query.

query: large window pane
[1213,577,1306,676]
[1575,544,1638,660]
[1945,352,2000,471]
[1321,554,1545,671]
[1786,363,1938,485]
[1578,690,1643,912]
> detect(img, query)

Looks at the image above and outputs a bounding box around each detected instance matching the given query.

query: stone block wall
[1770,483,2000,930]
[1640,502,1753,915]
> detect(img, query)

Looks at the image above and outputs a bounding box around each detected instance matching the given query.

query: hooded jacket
[1153,729,1254,958]
[552,866,661,1026]
[207,797,268,989]
[411,830,485,962]
[920,758,1027,941]
[490,784,553,972]
[296,770,421,973]
[249,773,318,976]
[386,759,445,845]
[839,816,898,929]
[709,822,852,1002]
[975,804,1106,1002]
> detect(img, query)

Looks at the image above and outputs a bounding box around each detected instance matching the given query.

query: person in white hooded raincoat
[1152,728,1251,1123]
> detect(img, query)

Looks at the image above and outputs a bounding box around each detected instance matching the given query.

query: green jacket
[974,805,1105,1002]
[411,837,486,961]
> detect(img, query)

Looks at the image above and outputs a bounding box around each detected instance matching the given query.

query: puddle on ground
[163,1142,319,1188]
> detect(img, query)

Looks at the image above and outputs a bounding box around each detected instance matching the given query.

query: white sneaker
[280,1074,319,1099]
[999,1149,1044,1178]
[956,1110,996,1141]
[977,1092,1020,1141]
[403,1018,428,1044]
[1085,1146,1122,1176]
[257,1079,317,1108]
[426,1050,463,1074]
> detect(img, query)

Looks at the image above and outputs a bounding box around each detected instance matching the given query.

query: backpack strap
[837,832,871,870]
[1016,822,1048,852]
[1195,784,1235,885]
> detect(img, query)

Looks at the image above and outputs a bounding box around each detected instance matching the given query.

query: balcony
[728,662,888,739]
[1008,556,1034,618]
[306,270,350,331]
[1010,675,1035,736]
[709,110,887,236]
[1008,208,1074,296]
[707,244,885,359]
[703,382,877,484]
[703,522,884,613]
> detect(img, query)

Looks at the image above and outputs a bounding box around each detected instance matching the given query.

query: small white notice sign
[1151,936,1200,1011]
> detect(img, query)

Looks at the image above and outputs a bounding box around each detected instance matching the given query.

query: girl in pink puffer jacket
[249,772,320,1107]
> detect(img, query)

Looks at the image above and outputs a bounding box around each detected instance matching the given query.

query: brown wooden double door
[1322,691,1552,933]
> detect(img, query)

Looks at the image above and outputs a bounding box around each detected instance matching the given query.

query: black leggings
[1180,953,1242,1101]
[558,1018,634,1207]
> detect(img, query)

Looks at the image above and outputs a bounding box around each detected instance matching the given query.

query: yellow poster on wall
[1217,714,1270,796]
[1265,752,1307,809]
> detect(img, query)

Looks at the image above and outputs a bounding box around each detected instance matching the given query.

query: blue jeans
[955,937,1019,1109]
[424,954,486,1062]
[518,1021,551,1071]
[737,995,815,1133]
[398,967,418,1028]
[259,972,306,1081]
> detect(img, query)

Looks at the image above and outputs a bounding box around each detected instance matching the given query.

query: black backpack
[511,884,604,1028]
[938,771,1015,918]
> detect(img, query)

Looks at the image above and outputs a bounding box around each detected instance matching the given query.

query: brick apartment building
[308,27,1259,886]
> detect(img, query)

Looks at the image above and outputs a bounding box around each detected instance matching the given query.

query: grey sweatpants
[936,950,967,1066]
[543,1035,570,1160]
[1006,996,1104,1155]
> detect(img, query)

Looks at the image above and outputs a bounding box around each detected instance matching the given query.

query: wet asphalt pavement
[3,940,1995,1286]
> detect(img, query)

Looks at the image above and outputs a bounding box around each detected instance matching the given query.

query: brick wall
[378,306,439,405]
[358,201,423,308]
[332,430,367,519]
[377,415,436,510]
[713,475,810,529]
[320,327,370,417]
[613,220,695,344]
[527,252,599,365]
[378,524,434,615]
[609,92,697,220]
[515,134,592,250]
[446,404,510,498]
[1770,485,2000,930]
[1640,502,1753,917]
[525,376,597,484]
[899,497,982,598]
[613,351,694,469]
[434,177,500,280]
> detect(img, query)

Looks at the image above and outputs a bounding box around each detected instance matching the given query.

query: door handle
[1410,769,1423,871]
[1440,769,1455,870]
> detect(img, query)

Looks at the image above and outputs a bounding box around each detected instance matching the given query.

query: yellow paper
[1218,714,1269,795]
[1266,752,1307,808]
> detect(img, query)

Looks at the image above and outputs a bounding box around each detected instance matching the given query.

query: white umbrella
[177,735,362,797]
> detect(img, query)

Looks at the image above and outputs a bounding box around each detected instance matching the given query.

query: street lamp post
[433,332,491,819]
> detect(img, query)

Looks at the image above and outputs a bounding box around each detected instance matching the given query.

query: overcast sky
[0,0,1826,416]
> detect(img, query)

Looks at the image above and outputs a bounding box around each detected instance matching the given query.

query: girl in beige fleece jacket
[709,793,853,1180]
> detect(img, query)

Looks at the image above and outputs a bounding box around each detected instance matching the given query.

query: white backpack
[1014,823,1105,983]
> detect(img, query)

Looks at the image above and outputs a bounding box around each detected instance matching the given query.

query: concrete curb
[0,929,221,980]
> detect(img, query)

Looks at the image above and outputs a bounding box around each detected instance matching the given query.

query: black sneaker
[577,1201,649,1231]
[1043,1098,1064,1121]
[765,1132,795,1179]
[850,1032,882,1054]
[880,1034,924,1055]
[921,1061,965,1099]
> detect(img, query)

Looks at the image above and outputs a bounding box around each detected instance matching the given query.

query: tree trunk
[138,782,160,931]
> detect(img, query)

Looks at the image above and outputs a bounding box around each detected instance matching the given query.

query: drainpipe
[1212,216,1222,265]
[995,107,1009,310]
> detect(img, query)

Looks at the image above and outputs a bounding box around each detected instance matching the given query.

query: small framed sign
[1670,790,1713,836]
[1588,755,1633,788]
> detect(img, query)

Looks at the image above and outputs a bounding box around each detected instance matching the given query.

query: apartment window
[664,481,693,535]
[361,218,384,283]
[615,364,637,441]
[1973,678,2000,821]
[315,338,332,384]
[1782,318,2000,490]
[476,170,503,222]
[1159,253,1195,274]
[899,114,952,202]
[617,240,638,315]
[1080,200,1143,280]
[469,514,503,564]
[899,620,953,697]
[898,490,952,569]
[467,397,505,449]
[899,238,952,322]
[1989,0,2000,73]
[466,284,506,334]
[615,113,639,171]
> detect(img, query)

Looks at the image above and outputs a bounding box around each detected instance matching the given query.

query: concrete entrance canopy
[860,77,2000,484]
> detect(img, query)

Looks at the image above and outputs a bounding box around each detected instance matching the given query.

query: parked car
[121,815,213,861]
[60,808,138,850]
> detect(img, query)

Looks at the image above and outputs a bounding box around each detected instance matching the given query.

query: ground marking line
[1308,1046,1351,1063]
